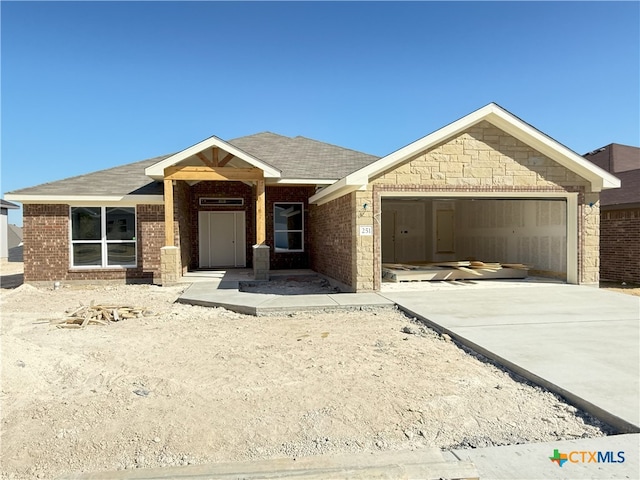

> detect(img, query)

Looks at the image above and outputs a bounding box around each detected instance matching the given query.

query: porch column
[164,179,174,246]
[254,179,269,280]
[161,178,180,286]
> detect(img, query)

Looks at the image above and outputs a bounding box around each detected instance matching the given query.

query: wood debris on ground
[382,260,531,282]
[52,302,154,329]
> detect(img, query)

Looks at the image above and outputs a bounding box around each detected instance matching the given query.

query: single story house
[0,199,20,260]
[5,103,620,290]
[584,143,640,284]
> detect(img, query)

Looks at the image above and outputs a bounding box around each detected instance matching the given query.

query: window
[70,207,137,268]
[274,202,303,252]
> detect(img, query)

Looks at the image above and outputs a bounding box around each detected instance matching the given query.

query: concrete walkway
[179,273,639,432]
[449,433,639,479]
[74,277,639,479]
[62,447,478,479]
[382,283,640,433]
[178,270,394,315]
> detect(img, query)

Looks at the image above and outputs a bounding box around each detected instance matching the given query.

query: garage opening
[381,197,568,282]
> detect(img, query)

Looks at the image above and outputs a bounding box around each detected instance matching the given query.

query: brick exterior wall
[309,193,355,290]
[185,182,312,270]
[23,204,164,284]
[188,181,255,269]
[23,204,69,283]
[266,186,314,270]
[22,184,315,283]
[600,208,640,283]
[351,121,598,291]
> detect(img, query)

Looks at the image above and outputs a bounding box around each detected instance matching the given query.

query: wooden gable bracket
[163,165,267,247]
[218,152,235,167]
[164,166,264,181]
[196,152,215,169]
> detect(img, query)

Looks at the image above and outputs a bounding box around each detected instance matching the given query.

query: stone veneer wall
[23,204,164,284]
[600,208,640,284]
[351,121,597,291]
[309,193,355,290]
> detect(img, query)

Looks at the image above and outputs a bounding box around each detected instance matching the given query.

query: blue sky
[2,1,639,225]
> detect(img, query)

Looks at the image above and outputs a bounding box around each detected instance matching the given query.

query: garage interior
[381,197,568,282]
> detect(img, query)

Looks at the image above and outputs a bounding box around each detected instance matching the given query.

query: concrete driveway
[382,283,640,433]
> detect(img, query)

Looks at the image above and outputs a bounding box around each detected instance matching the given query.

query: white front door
[198,211,246,268]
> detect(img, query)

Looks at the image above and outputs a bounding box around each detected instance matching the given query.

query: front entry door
[198,211,246,268]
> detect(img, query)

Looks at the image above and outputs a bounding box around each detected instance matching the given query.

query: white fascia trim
[379,190,579,285]
[310,103,621,204]
[4,194,164,205]
[144,136,282,179]
[270,178,336,185]
[484,107,620,192]
[309,175,368,205]
[379,191,576,199]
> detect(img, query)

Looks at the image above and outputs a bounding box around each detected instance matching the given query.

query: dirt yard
[0,262,617,479]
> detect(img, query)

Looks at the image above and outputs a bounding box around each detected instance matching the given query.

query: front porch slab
[177,278,394,316]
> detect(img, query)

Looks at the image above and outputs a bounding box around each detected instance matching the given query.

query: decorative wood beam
[164,179,174,246]
[218,153,235,167]
[256,179,266,245]
[196,152,215,169]
[164,166,264,181]
[211,147,219,167]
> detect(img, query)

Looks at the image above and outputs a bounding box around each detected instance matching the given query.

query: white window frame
[273,202,304,253]
[69,206,137,269]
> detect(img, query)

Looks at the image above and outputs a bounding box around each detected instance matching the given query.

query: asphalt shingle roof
[7,156,169,197]
[1,199,19,208]
[6,134,379,198]
[228,132,379,180]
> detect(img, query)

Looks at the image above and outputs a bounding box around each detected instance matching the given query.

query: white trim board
[377,191,579,285]
[4,194,165,205]
[145,135,281,180]
[310,103,620,206]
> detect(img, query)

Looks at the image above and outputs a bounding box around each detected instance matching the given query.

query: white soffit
[310,103,620,205]
[3,194,165,205]
[145,135,282,180]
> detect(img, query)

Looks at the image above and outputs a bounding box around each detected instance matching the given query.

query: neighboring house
[5,103,619,290]
[7,224,23,262]
[584,144,640,284]
[0,199,19,260]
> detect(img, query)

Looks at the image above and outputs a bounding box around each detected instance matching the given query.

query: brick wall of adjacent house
[600,208,640,284]
[266,185,315,270]
[350,121,597,291]
[309,192,355,290]
[23,204,164,284]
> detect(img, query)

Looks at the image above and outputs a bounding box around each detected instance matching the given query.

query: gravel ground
[0,262,618,479]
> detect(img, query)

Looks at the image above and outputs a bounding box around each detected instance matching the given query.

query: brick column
[161,246,181,286]
[252,244,270,281]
